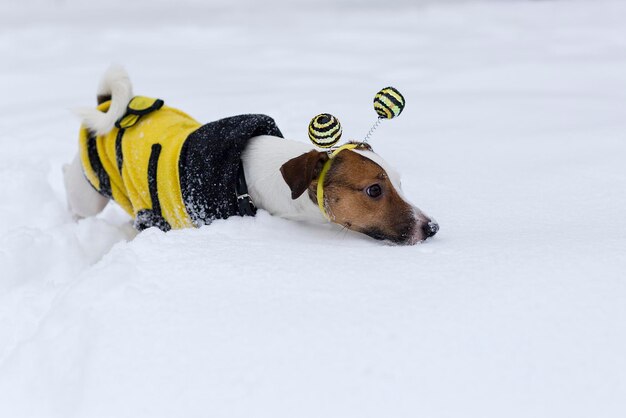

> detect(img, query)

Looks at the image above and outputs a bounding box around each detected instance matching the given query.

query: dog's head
[280,145,438,245]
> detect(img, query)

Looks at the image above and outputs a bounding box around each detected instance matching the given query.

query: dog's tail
[75,65,133,136]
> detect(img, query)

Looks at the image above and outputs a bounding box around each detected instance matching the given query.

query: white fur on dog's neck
[242,135,327,223]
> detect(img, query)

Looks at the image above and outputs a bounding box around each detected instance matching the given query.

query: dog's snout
[423,221,439,238]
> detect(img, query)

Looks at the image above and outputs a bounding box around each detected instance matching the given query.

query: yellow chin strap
[317,143,359,220]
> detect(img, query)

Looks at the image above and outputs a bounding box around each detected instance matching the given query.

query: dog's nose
[423,221,439,238]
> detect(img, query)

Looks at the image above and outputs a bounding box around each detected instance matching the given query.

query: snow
[1,0,626,416]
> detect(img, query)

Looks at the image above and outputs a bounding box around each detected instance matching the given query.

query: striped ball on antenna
[374,87,405,119]
[308,113,342,148]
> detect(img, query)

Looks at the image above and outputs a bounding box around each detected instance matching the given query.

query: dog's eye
[365,184,382,198]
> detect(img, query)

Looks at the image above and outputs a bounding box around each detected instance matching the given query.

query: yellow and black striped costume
[79,96,283,231]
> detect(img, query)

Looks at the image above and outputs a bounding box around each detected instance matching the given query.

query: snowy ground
[1,0,625,417]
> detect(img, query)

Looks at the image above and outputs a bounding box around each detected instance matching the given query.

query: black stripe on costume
[148,144,163,215]
[115,99,165,129]
[115,128,125,173]
[128,99,164,117]
[86,131,112,198]
[134,144,171,232]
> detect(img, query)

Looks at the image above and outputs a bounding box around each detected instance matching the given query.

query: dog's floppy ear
[280,150,329,200]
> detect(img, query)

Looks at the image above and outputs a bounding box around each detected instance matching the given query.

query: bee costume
[79,97,283,231]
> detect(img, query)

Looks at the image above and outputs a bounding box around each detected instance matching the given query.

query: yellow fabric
[117,113,141,129]
[128,96,158,113]
[316,143,359,220]
[117,96,164,129]
[78,98,201,229]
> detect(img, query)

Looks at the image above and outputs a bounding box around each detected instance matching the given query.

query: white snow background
[1,0,625,417]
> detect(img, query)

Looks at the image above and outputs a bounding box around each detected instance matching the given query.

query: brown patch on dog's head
[280,148,438,245]
[280,150,329,199]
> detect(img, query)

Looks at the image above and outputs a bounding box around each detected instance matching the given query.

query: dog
[64,66,438,245]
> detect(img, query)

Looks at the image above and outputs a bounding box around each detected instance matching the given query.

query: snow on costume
[78,96,283,231]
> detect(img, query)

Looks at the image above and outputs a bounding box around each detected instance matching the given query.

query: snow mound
[1,1,625,417]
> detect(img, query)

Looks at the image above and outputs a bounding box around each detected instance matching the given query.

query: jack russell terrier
[63,66,438,245]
